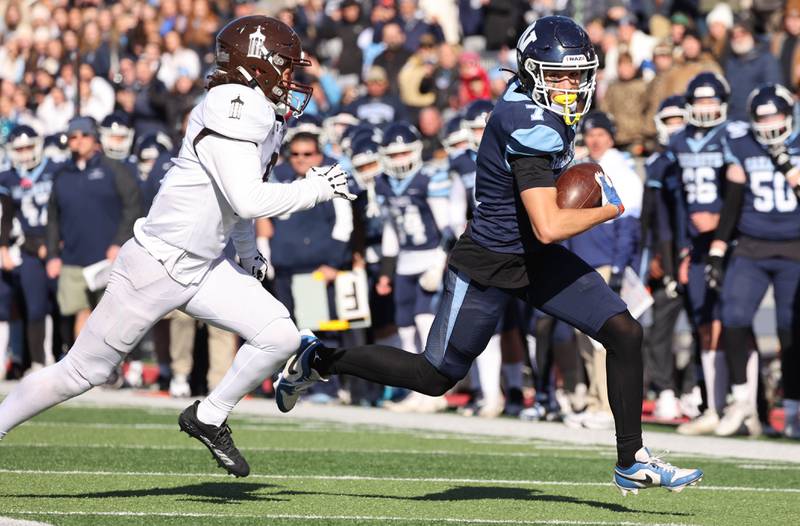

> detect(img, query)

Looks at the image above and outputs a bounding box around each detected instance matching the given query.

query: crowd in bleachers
[0,0,799,439]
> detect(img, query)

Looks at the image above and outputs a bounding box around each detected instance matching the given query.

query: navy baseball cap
[66,116,98,138]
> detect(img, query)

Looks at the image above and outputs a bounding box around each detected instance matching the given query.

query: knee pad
[66,328,125,386]
[249,316,301,361]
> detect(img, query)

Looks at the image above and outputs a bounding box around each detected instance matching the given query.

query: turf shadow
[5,482,284,504]
[274,485,693,516]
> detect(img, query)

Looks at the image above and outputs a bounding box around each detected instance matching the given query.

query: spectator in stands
[183,0,218,57]
[601,53,648,155]
[482,0,524,50]
[723,16,781,121]
[80,21,111,80]
[319,0,365,84]
[704,3,733,64]
[419,42,459,112]
[397,0,444,52]
[643,41,676,144]
[398,33,439,117]
[45,117,141,337]
[604,14,657,82]
[130,54,169,138]
[417,106,443,161]
[772,0,800,90]
[77,63,114,125]
[670,12,694,50]
[36,86,73,136]
[157,30,200,91]
[458,51,490,106]
[664,29,722,97]
[373,22,414,95]
[346,65,408,125]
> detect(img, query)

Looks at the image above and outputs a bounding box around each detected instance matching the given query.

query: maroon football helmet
[214,16,312,115]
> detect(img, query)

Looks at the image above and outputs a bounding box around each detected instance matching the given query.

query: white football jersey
[135,84,327,285]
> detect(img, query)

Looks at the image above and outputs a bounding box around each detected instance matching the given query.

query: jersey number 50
[750,171,797,213]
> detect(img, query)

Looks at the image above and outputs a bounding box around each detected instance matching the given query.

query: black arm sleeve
[713,180,745,244]
[380,256,397,279]
[0,195,14,247]
[46,184,60,259]
[510,155,556,192]
[111,163,143,246]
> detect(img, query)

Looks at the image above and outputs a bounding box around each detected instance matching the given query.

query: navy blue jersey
[468,79,574,255]
[644,150,684,246]
[666,122,741,236]
[0,159,59,239]
[726,129,800,241]
[448,149,477,213]
[375,166,450,252]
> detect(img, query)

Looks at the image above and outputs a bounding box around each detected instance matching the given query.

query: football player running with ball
[0,16,355,477]
[276,16,703,495]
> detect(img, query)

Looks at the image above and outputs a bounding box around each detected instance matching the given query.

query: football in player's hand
[556,162,603,209]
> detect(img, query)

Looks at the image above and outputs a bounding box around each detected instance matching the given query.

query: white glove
[418,248,448,292]
[239,251,271,281]
[306,164,357,202]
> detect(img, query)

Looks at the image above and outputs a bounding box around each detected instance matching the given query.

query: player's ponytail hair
[205,69,250,90]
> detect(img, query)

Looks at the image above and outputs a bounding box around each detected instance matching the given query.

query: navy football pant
[687,235,721,327]
[721,255,800,396]
[319,245,642,466]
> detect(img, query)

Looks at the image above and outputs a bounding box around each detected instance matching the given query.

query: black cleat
[178,401,250,477]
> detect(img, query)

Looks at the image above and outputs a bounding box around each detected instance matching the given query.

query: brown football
[556,162,603,209]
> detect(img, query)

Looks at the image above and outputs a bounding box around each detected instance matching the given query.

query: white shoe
[785,421,800,439]
[125,360,144,388]
[169,374,191,398]
[677,409,719,435]
[563,410,614,430]
[715,401,760,437]
[679,387,702,420]
[23,362,44,377]
[477,398,505,418]
[654,390,680,420]
[385,392,425,413]
[414,394,448,414]
[581,410,615,430]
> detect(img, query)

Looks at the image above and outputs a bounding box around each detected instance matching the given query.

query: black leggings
[317,310,644,467]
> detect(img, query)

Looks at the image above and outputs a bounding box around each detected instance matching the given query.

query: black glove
[767,143,800,199]
[608,270,623,294]
[704,254,725,291]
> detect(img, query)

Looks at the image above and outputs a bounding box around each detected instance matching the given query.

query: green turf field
[0,405,798,526]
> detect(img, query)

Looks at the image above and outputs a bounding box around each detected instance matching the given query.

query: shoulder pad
[201,84,276,144]
[507,122,565,157]
[725,120,750,140]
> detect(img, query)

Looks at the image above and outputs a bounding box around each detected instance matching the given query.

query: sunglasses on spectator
[290,151,317,157]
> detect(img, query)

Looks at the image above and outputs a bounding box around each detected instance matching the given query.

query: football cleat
[178,401,250,477]
[613,447,703,496]
[274,329,327,413]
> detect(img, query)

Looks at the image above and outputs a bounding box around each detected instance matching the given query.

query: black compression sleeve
[0,195,14,246]
[510,155,556,192]
[714,180,745,244]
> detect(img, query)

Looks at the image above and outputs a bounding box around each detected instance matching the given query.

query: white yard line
[737,464,800,471]
[0,468,797,493]
[3,442,543,458]
[0,512,699,526]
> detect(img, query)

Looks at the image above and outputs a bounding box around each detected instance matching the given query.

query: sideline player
[668,72,735,435]
[277,16,703,495]
[709,84,800,437]
[0,16,355,478]
[0,125,59,373]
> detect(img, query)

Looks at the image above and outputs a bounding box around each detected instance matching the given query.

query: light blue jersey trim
[445,272,470,344]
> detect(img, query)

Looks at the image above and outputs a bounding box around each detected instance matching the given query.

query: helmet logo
[755,102,778,116]
[562,55,588,65]
[693,86,717,98]
[229,95,244,120]
[517,23,537,50]
[247,25,266,59]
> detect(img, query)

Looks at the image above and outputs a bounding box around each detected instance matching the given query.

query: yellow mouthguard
[553,93,580,125]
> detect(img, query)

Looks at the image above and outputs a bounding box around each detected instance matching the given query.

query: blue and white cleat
[613,447,703,496]
[274,329,327,413]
